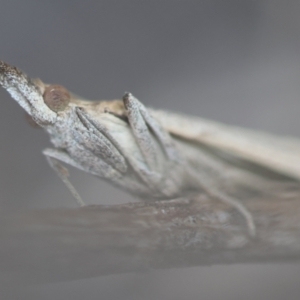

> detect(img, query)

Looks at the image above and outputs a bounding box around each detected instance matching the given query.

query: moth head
[0,60,58,126]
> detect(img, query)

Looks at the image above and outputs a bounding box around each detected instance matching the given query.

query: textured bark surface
[1,186,300,285]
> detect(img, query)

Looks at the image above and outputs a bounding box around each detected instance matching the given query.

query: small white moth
[1,60,300,236]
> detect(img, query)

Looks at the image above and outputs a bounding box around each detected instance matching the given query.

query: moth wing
[150,109,300,180]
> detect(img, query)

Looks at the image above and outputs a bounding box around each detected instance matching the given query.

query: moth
[1,60,300,236]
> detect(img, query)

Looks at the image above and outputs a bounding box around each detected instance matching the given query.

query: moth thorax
[43,85,70,112]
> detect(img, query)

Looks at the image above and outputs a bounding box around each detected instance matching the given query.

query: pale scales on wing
[151,109,300,181]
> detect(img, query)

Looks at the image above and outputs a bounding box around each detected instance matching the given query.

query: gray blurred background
[0,1,300,299]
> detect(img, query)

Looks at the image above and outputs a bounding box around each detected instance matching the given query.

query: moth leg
[74,107,127,174]
[43,148,85,207]
[218,193,255,237]
[203,184,256,237]
[123,93,181,166]
[122,93,184,196]
[74,105,167,195]
[122,93,159,171]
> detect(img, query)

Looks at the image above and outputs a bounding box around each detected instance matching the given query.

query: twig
[1,186,300,284]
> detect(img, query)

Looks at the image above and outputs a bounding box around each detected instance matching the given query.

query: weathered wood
[1,186,300,284]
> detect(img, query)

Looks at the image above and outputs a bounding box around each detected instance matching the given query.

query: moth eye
[43,85,70,112]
